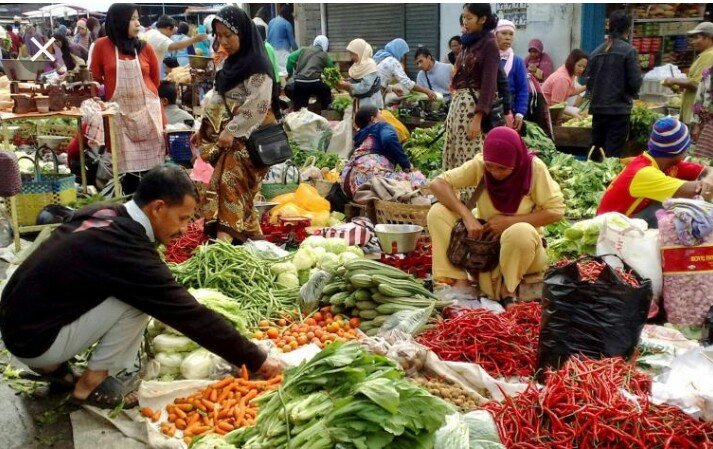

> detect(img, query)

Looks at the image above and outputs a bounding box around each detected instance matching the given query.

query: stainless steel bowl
[254,201,279,216]
[374,224,424,254]
[2,59,47,81]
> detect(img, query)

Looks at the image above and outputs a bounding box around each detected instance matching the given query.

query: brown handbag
[446,180,502,274]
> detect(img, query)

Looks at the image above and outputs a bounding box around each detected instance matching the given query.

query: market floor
[0,259,75,449]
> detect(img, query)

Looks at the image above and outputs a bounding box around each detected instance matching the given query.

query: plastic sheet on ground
[360,330,528,402]
[652,345,713,421]
[638,324,699,373]
[70,407,147,449]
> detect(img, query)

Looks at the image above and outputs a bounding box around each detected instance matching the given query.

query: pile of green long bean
[168,241,299,329]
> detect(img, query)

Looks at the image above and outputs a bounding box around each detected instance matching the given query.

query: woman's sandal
[71,376,139,410]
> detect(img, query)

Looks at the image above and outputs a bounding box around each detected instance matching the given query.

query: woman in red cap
[428,126,565,302]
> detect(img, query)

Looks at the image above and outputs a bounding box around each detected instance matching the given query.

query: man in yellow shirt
[663,22,713,125]
[598,116,713,227]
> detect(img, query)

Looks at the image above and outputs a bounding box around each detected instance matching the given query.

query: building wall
[294,3,322,47]
[439,3,583,68]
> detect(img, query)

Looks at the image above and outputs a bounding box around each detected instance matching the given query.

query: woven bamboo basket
[374,199,431,233]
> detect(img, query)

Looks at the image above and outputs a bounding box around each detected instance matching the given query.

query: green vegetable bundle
[331,97,353,119]
[322,67,342,90]
[290,139,341,169]
[546,217,604,261]
[404,125,445,179]
[630,105,663,149]
[225,341,452,449]
[168,241,298,329]
[321,259,447,336]
[522,121,623,221]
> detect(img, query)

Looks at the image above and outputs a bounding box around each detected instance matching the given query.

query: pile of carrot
[140,366,282,446]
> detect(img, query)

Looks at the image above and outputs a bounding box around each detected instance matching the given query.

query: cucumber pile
[320,259,448,336]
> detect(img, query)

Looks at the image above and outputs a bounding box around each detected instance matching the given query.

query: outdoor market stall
[0,109,123,251]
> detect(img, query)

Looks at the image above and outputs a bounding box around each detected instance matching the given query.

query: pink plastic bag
[191,156,214,184]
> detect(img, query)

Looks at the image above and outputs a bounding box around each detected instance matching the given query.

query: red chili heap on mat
[485,356,713,449]
[417,302,541,378]
[164,221,209,264]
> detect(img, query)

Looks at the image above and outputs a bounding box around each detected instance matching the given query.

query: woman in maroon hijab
[524,38,555,82]
[428,127,565,303]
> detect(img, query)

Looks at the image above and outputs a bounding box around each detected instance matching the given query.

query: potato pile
[412,377,486,413]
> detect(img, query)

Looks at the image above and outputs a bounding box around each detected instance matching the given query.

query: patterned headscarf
[213,5,274,95]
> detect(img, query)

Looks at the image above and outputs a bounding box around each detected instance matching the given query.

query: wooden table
[0,109,123,251]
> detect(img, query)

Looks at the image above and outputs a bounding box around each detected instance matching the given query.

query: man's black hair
[5,24,12,32]
[158,80,178,104]
[608,10,632,35]
[156,15,175,30]
[414,47,433,60]
[163,56,179,69]
[133,164,198,207]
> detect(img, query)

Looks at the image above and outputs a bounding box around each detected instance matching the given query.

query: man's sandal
[71,376,138,409]
[22,361,77,390]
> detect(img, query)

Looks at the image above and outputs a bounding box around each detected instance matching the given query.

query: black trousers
[592,113,630,158]
[292,80,333,111]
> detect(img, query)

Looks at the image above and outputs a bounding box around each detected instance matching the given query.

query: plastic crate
[166,131,193,163]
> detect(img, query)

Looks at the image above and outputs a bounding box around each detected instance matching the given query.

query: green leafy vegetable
[404,125,445,178]
[226,342,452,449]
[322,67,342,90]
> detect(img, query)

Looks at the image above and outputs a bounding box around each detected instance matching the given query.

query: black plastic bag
[702,306,713,346]
[537,255,652,374]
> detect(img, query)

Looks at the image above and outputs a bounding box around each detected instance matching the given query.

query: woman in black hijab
[191,5,278,243]
[104,3,145,56]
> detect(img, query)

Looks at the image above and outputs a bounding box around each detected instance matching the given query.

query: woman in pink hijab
[524,38,554,82]
[428,127,565,303]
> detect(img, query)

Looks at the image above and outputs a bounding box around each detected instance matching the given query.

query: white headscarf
[496,19,516,76]
[313,35,329,52]
[346,38,378,80]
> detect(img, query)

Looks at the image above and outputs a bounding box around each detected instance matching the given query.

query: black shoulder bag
[237,77,293,168]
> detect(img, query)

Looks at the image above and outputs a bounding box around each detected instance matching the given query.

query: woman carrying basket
[190,6,279,243]
[428,127,564,302]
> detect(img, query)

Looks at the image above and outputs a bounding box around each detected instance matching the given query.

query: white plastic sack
[597,213,661,302]
[326,106,353,159]
[434,411,505,449]
[284,108,331,151]
[652,346,713,421]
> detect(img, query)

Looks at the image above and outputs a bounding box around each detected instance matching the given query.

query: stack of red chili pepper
[556,258,640,288]
[164,221,209,264]
[417,302,541,378]
[379,238,432,278]
[485,356,713,448]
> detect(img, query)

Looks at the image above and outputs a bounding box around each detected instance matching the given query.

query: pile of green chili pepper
[168,241,299,329]
[485,356,713,448]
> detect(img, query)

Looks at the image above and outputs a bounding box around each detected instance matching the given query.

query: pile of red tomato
[253,307,361,352]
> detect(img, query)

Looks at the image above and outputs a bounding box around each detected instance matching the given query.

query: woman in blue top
[340,106,427,198]
[169,22,193,66]
[495,20,529,132]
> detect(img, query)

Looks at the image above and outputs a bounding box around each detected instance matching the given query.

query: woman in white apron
[89,4,165,195]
